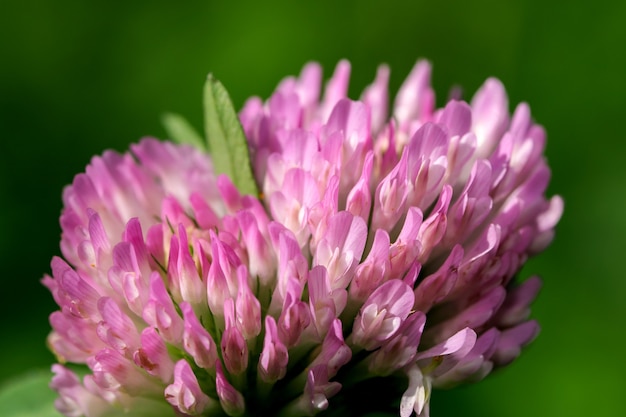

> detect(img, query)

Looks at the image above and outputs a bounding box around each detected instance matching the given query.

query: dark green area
[1,0,624,416]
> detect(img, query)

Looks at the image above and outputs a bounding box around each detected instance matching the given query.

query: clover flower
[44,60,562,417]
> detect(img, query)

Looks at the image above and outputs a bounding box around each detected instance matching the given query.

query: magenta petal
[436,100,472,137]
[416,327,477,360]
[349,229,391,303]
[258,315,289,383]
[142,272,183,344]
[96,297,140,355]
[303,365,342,414]
[432,328,499,386]
[181,302,218,370]
[394,60,435,126]
[414,244,464,312]
[44,59,561,417]
[221,298,249,375]
[493,276,542,327]
[215,362,246,416]
[314,211,367,290]
[368,312,426,375]
[319,60,351,121]
[351,280,415,350]
[51,365,109,417]
[164,359,213,416]
[470,77,509,158]
[361,64,390,133]
[309,319,352,378]
[492,320,540,366]
[235,265,262,340]
[133,327,175,383]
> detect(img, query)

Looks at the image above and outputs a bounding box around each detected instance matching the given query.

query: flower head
[45,60,562,417]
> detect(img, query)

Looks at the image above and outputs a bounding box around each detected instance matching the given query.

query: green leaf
[203,74,259,196]
[0,371,61,417]
[161,112,206,151]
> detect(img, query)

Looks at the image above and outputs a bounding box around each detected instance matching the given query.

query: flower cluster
[44,60,562,417]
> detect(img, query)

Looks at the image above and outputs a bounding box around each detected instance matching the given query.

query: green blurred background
[1,0,624,416]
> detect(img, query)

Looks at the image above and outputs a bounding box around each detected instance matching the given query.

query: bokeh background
[1,0,624,416]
